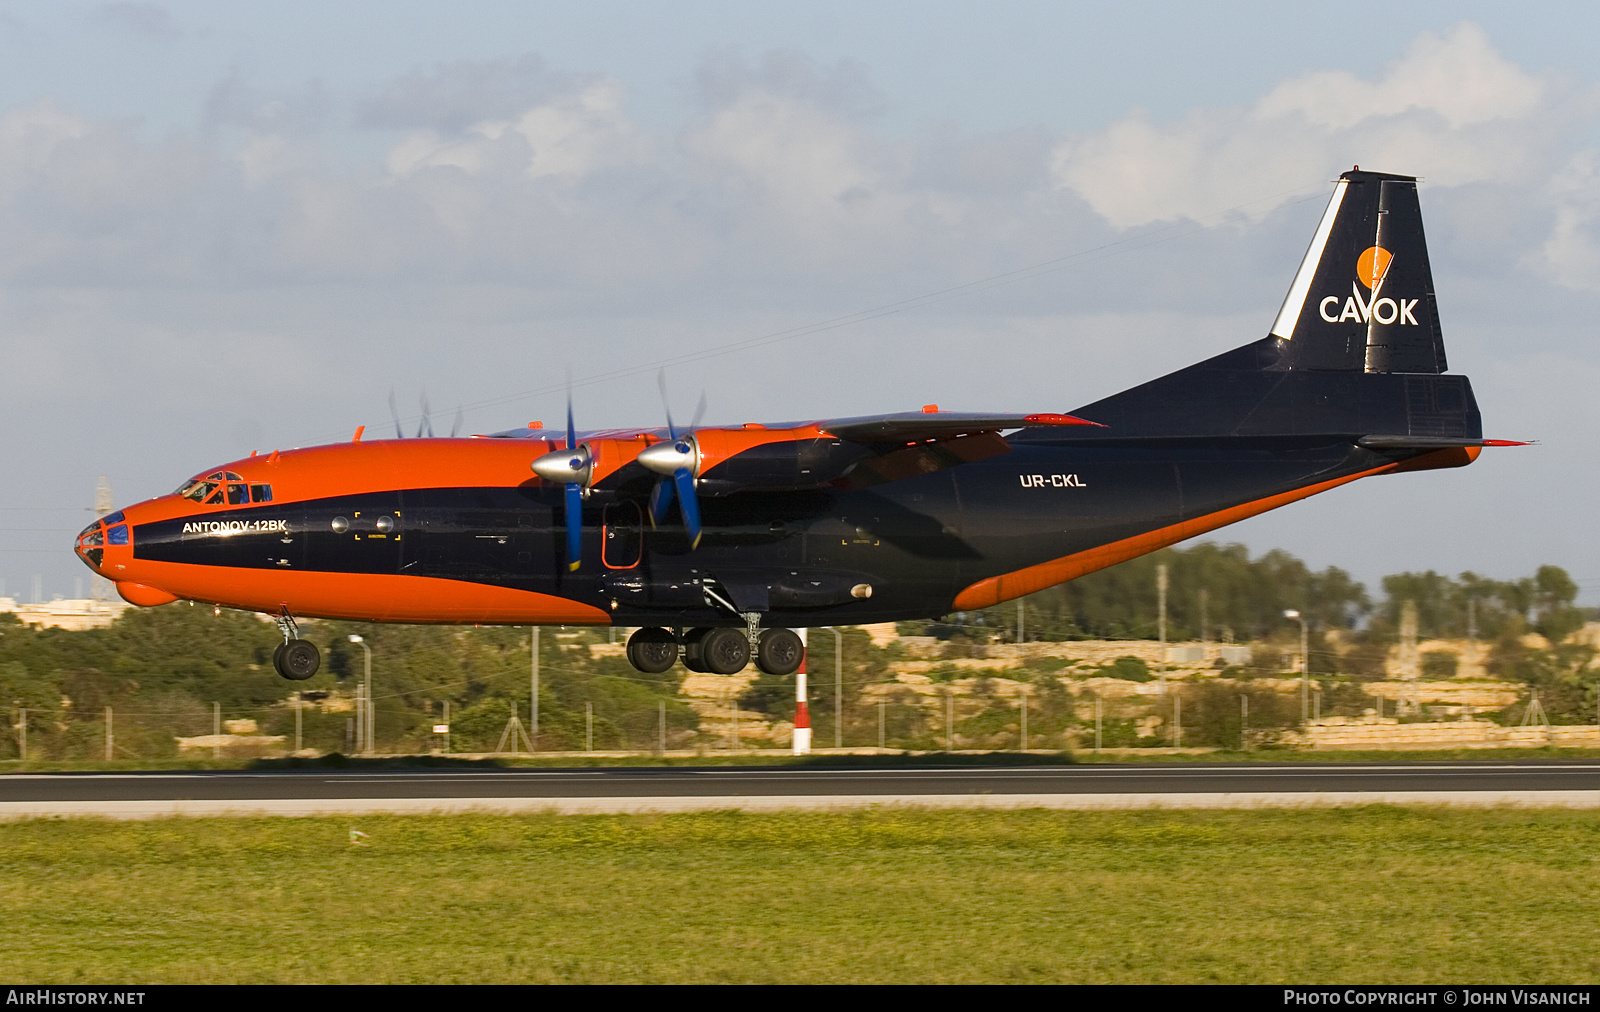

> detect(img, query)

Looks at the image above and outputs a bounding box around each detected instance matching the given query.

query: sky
[2,1,1599,607]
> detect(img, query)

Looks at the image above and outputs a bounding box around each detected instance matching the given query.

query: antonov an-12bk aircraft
[75,169,1520,680]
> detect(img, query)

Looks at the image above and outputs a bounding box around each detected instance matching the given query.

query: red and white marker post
[792,628,812,755]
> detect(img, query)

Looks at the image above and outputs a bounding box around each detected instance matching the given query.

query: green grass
[3,807,1599,983]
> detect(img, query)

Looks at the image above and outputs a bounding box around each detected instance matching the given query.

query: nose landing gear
[274,640,321,680]
[272,608,321,681]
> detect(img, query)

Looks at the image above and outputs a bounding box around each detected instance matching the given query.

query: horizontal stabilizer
[1358,435,1530,450]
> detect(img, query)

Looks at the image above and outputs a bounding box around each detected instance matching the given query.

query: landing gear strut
[272,608,321,680]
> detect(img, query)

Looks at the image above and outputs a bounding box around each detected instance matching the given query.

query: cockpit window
[177,471,269,506]
[183,480,219,502]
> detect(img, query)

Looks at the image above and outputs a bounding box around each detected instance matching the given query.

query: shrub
[1100,657,1151,682]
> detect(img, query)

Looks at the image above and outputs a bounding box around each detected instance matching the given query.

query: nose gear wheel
[274,639,321,680]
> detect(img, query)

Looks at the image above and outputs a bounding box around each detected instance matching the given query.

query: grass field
[3,807,1599,984]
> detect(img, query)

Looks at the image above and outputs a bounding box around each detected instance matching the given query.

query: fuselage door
[603,501,643,569]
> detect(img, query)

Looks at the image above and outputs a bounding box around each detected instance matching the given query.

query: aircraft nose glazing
[75,524,104,569]
[73,509,129,572]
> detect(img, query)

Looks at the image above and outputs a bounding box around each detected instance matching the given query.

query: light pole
[1283,610,1309,724]
[828,627,843,749]
[348,635,372,754]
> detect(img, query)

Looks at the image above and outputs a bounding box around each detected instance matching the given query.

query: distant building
[0,597,131,631]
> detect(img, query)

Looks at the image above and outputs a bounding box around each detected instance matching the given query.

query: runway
[3,760,1600,818]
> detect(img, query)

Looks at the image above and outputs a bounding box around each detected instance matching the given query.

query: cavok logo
[1318,246,1419,326]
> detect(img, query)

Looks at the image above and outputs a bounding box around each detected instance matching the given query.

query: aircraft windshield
[177,471,271,506]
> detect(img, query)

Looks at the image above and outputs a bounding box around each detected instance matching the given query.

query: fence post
[1019,690,1028,752]
[1241,694,1250,751]
[213,701,220,760]
[1094,692,1103,754]
[658,699,666,755]
[585,701,593,752]
[945,692,955,751]
[104,706,113,761]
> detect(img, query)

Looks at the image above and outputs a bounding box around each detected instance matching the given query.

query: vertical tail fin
[1269,169,1447,374]
[1065,169,1478,441]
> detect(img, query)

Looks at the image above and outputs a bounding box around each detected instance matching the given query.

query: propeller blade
[566,379,578,452]
[564,482,583,571]
[645,372,705,546]
[388,390,404,439]
[657,369,678,441]
[647,476,675,529]
[674,467,701,549]
[450,405,463,438]
[418,392,433,439]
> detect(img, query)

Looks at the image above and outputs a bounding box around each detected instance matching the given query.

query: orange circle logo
[1356,246,1393,289]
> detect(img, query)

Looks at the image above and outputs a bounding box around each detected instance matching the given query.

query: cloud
[88,3,178,39]
[204,71,331,136]
[355,54,601,134]
[383,78,641,182]
[1049,23,1573,228]
[0,27,1592,308]
[1540,150,1600,291]
[693,50,883,119]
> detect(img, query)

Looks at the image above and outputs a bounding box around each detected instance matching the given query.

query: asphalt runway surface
[2,761,1599,817]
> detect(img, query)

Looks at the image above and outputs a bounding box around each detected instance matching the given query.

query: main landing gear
[272,608,321,681]
[625,626,803,676]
